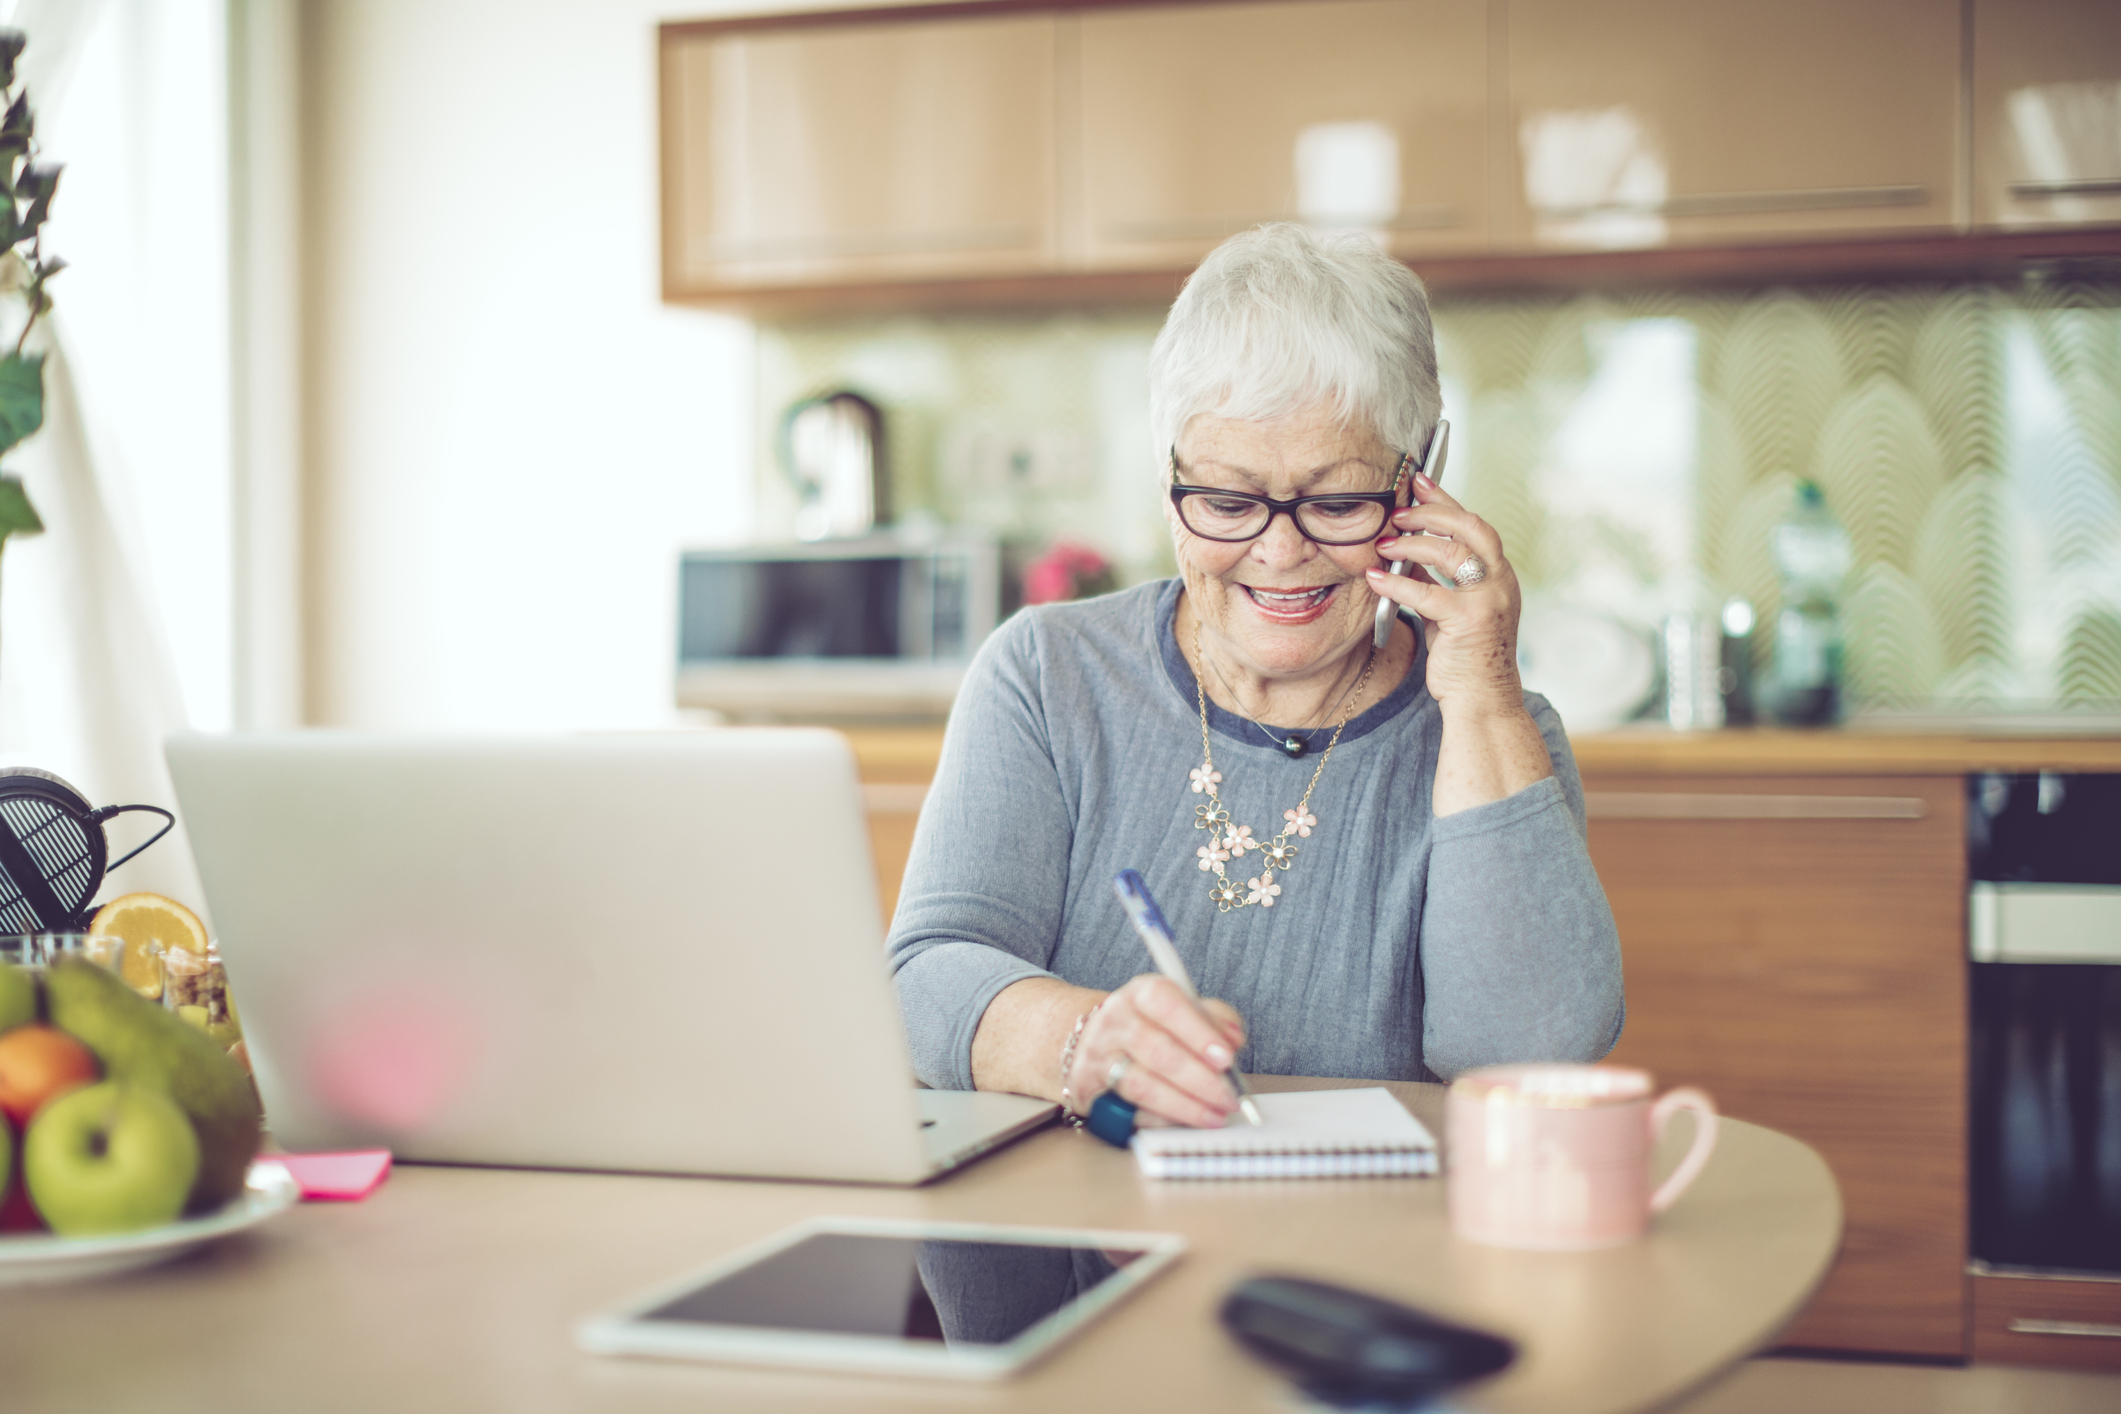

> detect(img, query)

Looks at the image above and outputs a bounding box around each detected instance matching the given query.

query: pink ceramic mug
[1446,1064,1718,1250]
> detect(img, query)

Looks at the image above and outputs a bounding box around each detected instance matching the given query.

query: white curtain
[0,0,209,912]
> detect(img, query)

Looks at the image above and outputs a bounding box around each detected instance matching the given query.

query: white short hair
[1148,223,1441,467]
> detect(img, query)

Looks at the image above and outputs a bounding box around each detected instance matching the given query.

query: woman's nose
[1250,511,1314,566]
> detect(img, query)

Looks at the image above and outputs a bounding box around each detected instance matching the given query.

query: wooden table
[0,1078,1840,1414]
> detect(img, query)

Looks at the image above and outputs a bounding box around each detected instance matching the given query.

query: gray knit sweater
[886,580,1623,1090]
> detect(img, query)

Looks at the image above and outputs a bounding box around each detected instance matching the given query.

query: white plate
[1516,601,1656,732]
[0,1160,300,1285]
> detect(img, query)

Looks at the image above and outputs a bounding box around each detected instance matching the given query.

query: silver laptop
[164,730,1054,1184]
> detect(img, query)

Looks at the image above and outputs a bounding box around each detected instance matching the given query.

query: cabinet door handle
[1103,205,1459,243]
[2008,178,2121,199]
[1533,184,1926,220]
[705,225,1037,260]
[2007,1318,2121,1339]
[1584,792,1928,820]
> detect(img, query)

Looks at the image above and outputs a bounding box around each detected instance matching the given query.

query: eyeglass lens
[1174,491,1391,545]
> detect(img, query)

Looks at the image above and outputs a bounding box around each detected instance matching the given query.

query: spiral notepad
[1130,1087,1438,1180]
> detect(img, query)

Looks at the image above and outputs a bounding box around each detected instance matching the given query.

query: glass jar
[163,944,241,1051]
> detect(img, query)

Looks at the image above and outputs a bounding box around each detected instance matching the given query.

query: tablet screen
[642,1232,1150,1348]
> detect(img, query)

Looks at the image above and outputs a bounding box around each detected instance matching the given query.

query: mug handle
[1648,1087,1719,1213]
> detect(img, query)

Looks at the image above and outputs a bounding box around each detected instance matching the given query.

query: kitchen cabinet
[660,14,1057,294]
[1972,1273,2121,1371]
[1972,0,2121,231]
[1585,774,1969,1357]
[661,1,2118,308]
[1504,0,1963,249]
[1072,0,1491,269]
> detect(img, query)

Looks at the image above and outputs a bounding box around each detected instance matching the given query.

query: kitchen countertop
[1568,727,2121,777]
[841,724,2121,781]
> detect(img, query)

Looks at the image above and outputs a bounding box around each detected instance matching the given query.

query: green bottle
[1768,480,1850,726]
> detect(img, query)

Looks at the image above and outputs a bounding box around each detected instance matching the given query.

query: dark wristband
[1084,1091,1139,1148]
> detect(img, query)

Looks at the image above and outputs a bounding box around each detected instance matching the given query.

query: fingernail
[1366,568,1383,579]
[1207,1043,1231,1065]
[1416,473,1436,489]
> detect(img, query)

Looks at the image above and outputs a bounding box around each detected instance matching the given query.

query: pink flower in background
[1023,540,1118,605]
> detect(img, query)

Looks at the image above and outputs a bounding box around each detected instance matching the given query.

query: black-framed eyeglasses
[1167,449,1413,546]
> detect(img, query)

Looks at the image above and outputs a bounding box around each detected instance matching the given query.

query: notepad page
[1131,1087,1435,1158]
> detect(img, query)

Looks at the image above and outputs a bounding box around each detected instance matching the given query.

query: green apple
[23,1081,200,1236]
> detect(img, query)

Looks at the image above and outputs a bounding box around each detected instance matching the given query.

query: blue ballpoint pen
[1112,869,1264,1126]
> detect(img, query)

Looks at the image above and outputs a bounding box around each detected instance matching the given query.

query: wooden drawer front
[1586,774,1968,1357]
[1974,1275,2121,1371]
[663,16,1057,292]
[1972,0,2121,231]
[1506,0,1961,249]
[1075,0,1491,269]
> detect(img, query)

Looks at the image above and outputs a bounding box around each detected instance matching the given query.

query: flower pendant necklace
[1187,626,1376,913]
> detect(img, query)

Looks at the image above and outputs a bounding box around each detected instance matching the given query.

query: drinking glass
[0,932,165,996]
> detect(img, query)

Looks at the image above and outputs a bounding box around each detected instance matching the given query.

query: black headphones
[0,767,174,932]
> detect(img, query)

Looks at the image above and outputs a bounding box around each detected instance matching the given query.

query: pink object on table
[275,1150,393,1201]
[1446,1064,1718,1250]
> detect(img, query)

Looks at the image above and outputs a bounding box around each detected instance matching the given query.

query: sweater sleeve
[886,613,1072,1090]
[1415,697,1625,1080]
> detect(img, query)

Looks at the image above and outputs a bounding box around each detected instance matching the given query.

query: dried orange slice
[86,892,208,999]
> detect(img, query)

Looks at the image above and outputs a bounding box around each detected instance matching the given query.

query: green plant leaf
[0,352,42,457]
[0,31,24,93]
[1,94,30,146]
[0,473,38,541]
[16,161,54,233]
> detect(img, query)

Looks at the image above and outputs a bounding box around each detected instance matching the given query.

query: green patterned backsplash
[756,277,2121,712]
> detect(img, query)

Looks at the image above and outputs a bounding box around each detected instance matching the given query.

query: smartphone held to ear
[1372,418,1452,651]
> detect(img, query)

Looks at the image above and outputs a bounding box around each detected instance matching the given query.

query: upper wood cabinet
[1072,0,1490,270]
[1504,0,1962,248]
[661,15,1057,293]
[1972,0,2121,231]
[660,0,2117,306]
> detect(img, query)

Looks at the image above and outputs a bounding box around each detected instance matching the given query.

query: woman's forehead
[1178,453,1394,490]
[1176,410,1395,484]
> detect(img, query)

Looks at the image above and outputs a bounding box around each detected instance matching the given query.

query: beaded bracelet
[1057,1001,1103,1130]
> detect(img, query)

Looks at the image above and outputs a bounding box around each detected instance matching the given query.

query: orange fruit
[86,893,209,999]
[0,1023,100,1127]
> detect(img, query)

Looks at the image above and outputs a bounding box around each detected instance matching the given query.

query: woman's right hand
[1070,974,1246,1129]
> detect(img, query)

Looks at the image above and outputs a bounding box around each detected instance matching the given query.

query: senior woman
[887,224,1622,1131]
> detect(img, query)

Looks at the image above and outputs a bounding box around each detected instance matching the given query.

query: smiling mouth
[1241,584,1338,621]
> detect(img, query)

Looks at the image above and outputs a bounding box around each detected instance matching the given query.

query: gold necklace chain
[1188,626,1376,912]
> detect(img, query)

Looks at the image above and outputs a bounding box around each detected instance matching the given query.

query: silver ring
[1453,553,1489,588]
[1105,1056,1132,1091]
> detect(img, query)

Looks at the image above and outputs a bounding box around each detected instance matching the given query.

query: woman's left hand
[1366,471,1525,715]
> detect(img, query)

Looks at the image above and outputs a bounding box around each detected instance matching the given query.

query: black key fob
[1220,1274,1516,1408]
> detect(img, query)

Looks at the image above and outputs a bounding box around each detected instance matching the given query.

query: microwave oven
[675,532,1001,719]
